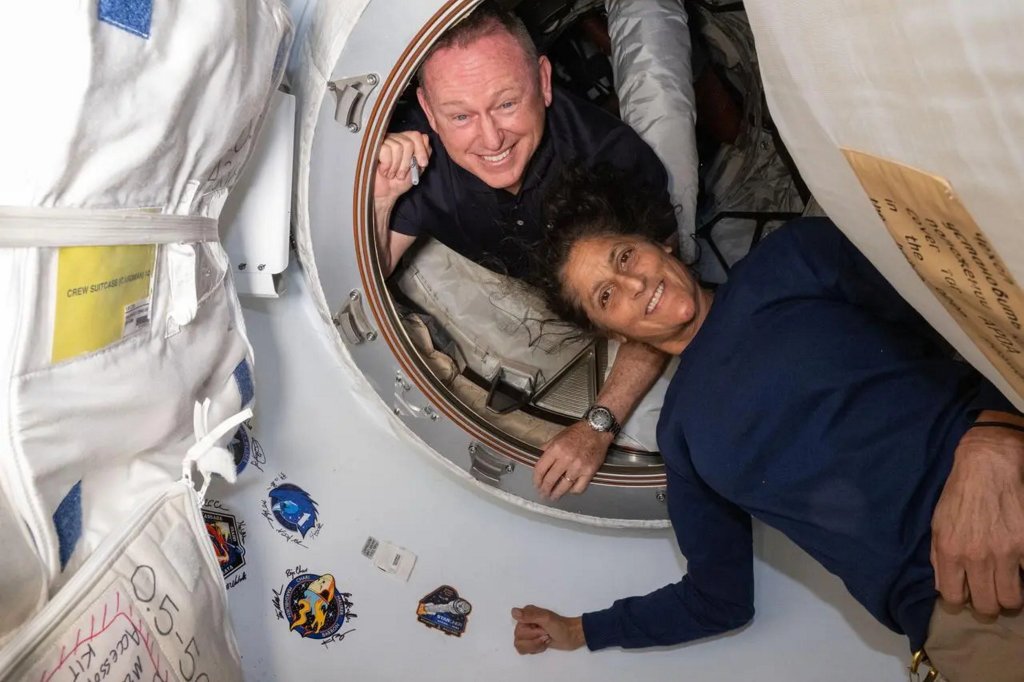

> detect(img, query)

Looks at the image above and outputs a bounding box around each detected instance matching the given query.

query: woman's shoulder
[744,217,843,267]
[726,217,847,291]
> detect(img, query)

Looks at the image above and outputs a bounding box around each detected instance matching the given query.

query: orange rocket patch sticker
[272,566,356,648]
[417,585,472,637]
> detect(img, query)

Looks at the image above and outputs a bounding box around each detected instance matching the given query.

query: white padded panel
[744,0,1024,407]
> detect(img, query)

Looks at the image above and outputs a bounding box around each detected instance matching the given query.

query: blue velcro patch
[54,481,83,571]
[98,0,152,39]
[234,359,255,407]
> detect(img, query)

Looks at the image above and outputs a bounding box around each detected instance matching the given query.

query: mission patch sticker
[272,566,356,648]
[202,500,247,589]
[260,473,323,547]
[416,585,472,637]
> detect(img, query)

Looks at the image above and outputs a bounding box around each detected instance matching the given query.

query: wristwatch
[584,405,621,436]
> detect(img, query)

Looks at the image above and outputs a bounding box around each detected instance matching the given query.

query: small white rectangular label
[123,299,151,338]
[363,537,417,582]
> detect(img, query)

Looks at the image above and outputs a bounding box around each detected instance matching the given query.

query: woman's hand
[931,413,1024,616]
[511,606,586,654]
[374,131,431,204]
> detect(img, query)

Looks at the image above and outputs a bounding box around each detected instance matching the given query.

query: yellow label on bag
[52,245,156,363]
[843,149,1024,400]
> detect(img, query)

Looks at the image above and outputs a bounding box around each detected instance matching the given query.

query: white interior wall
[215,266,909,681]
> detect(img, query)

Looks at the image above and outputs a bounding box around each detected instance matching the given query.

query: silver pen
[410,157,421,186]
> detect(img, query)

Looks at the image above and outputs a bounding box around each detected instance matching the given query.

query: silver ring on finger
[562,473,575,484]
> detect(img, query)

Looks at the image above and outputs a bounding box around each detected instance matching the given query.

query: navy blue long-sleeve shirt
[582,218,1015,652]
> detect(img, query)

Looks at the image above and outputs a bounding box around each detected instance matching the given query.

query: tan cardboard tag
[842,149,1024,399]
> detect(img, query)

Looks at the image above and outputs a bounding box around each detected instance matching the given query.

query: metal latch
[327,73,380,133]
[333,289,377,345]
[467,442,515,487]
[391,370,440,421]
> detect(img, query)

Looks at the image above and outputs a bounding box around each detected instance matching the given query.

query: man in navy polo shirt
[373,3,676,498]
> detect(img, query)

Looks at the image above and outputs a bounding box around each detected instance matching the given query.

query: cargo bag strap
[0,206,218,247]
[183,398,253,504]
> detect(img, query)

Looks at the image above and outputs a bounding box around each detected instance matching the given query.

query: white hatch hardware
[334,289,379,345]
[467,442,516,487]
[328,73,381,133]
[221,90,296,298]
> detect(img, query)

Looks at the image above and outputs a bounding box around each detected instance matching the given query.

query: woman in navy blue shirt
[510,168,1024,681]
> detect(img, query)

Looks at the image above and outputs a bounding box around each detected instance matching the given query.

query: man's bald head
[417,3,538,92]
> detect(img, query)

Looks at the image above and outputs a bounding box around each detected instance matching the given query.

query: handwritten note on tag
[843,149,1024,399]
[23,581,175,682]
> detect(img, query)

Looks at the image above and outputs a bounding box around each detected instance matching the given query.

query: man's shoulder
[546,89,638,155]
[389,104,432,134]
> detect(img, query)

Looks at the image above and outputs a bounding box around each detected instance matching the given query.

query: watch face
[589,407,613,431]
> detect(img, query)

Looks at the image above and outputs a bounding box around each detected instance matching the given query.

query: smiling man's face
[417,29,552,195]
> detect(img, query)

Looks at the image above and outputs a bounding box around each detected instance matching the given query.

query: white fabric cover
[0,482,242,682]
[397,239,588,387]
[0,0,292,643]
[743,0,1024,408]
[606,0,700,261]
[289,0,372,337]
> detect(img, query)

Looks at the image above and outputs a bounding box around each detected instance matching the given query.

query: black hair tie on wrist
[971,421,1024,434]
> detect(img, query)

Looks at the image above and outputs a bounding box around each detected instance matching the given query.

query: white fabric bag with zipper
[0,0,292,646]
[0,478,244,682]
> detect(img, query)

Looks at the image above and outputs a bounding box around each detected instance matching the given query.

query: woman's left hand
[931,415,1024,616]
[511,606,586,654]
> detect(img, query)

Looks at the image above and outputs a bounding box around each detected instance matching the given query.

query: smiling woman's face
[560,234,710,353]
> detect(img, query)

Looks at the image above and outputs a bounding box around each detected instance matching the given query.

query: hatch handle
[467,442,515,487]
[333,289,378,345]
[327,73,380,133]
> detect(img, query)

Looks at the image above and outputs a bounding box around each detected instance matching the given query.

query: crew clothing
[924,598,1024,681]
[390,88,673,279]
[581,218,1016,652]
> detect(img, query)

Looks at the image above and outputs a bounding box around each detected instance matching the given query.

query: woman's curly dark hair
[524,162,677,336]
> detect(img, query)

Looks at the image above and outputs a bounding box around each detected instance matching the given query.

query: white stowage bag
[0,481,242,682]
[0,0,292,657]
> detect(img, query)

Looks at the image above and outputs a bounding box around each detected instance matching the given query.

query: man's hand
[532,342,668,500]
[931,416,1024,616]
[374,131,431,204]
[373,132,430,274]
[534,421,613,500]
[512,606,586,655]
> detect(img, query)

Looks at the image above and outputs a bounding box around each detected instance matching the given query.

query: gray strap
[0,206,218,247]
